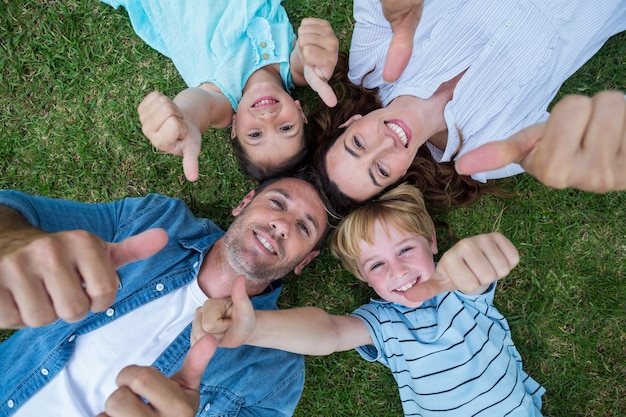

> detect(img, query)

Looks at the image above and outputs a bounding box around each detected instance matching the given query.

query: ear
[295,100,308,124]
[338,114,362,129]
[293,250,320,275]
[232,190,256,216]
[430,230,438,255]
[230,114,237,140]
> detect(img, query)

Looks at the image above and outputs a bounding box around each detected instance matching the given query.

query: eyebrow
[343,141,382,188]
[271,189,320,234]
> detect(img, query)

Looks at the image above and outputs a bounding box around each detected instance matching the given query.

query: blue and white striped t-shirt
[352,284,545,416]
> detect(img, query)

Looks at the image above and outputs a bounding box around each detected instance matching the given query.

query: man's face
[224,178,327,285]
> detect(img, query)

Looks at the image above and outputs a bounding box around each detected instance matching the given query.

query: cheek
[389,154,413,178]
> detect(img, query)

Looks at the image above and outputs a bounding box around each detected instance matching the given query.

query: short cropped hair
[330,183,435,281]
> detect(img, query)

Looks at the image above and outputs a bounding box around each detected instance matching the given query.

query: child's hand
[405,233,519,303]
[138,92,203,182]
[191,276,256,348]
[293,18,339,107]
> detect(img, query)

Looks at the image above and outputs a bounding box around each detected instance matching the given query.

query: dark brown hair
[231,134,311,184]
[307,53,508,216]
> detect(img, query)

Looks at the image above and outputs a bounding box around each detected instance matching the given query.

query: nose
[374,124,395,151]
[388,261,409,281]
[258,110,277,121]
[269,218,289,239]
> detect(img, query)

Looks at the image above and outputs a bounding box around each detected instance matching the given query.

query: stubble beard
[223,222,296,285]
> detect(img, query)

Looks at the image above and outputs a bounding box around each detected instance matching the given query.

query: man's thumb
[174,335,218,390]
[108,228,168,270]
[456,123,545,176]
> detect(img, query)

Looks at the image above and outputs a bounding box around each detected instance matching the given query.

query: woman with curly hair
[308,0,625,215]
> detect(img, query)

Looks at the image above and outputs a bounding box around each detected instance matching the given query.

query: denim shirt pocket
[197,386,244,417]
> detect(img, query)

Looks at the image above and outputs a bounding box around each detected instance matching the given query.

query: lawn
[0,1,624,416]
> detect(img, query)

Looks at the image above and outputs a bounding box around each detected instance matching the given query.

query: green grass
[1,1,625,416]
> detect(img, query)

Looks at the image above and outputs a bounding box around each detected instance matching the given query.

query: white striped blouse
[349,0,626,181]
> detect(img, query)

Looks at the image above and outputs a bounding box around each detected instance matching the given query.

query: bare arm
[192,276,372,355]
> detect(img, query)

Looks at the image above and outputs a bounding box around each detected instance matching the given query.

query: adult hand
[138,91,203,181]
[191,276,255,348]
[97,335,217,417]
[295,18,339,107]
[405,233,519,303]
[0,226,168,328]
[380,0,424,83]
[456,91,626,193]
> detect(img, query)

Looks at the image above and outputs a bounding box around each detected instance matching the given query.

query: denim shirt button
[155,283,164,291]
[41,368,49,376]
[7,400,14,408]
[106,308,115,317]
[68,334,76,342]
[204,403,211,411]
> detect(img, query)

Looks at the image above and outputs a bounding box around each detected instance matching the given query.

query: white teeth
[256,234,276,254]
[396,279,417,292]
[254,99,277,107]
[385,122,408,147]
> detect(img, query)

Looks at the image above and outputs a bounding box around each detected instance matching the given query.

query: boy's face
[232,82,307,171]
[357,220,437,308]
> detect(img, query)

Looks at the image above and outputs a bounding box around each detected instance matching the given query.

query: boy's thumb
[404,271,453,303]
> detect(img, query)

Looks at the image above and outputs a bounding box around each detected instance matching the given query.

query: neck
[242,64,283,93]
[196,238,269,298]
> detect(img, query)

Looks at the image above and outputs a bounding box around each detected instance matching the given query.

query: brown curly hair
[307,53,508,216]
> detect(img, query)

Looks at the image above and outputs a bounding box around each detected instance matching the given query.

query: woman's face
[233,82,307,171]
[325,107,426,201]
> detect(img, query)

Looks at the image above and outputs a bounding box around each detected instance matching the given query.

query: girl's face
[325,107,426,201]
[357,220,437,308]
[233,82,307,171]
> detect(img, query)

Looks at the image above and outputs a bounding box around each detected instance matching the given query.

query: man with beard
[0,177,329,417]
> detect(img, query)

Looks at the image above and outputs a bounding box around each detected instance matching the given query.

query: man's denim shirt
[0,191,304,417]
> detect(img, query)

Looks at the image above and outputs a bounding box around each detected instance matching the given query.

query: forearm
[248,307,358,355]
[0,205,43,239]
[173,85,233,131]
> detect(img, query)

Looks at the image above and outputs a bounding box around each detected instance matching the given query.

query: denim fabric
[0,191,304,417]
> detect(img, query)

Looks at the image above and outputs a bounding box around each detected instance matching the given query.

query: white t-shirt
[15,280,207,417]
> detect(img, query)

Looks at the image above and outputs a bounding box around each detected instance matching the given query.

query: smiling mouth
[255,232,277,254]
[394,278,419,293]
[385,122,408,148]
[252,97,279,108]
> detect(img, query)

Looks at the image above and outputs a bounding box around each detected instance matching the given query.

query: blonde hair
[330,183,436,281]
